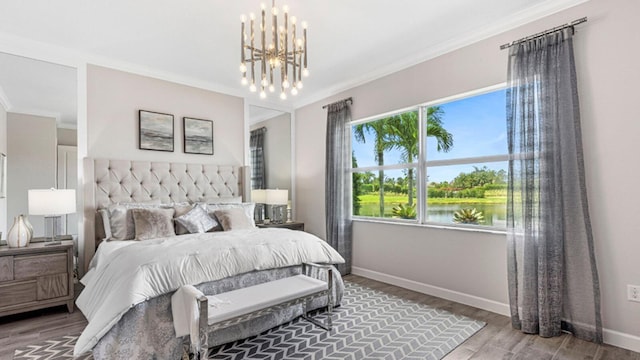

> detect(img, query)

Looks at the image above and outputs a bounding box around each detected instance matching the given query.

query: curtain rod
[500,17,587,50]
[322,97,353,109]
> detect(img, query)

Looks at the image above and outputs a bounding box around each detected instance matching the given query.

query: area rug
[14,281,484,360]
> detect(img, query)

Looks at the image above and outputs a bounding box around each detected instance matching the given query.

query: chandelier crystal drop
[240,1,308,100]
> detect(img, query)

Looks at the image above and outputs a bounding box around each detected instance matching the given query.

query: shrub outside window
[351,86,508,229]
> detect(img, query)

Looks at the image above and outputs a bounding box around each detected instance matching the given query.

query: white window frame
[350,83,508,231]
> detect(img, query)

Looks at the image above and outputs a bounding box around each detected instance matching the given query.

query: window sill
[351,217,507,236]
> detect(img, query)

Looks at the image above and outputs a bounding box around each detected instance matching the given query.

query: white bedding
[74,228,345,355]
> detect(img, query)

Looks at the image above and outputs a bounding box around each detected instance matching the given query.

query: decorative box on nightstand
[0,240,74,317]
[257,221,305,231]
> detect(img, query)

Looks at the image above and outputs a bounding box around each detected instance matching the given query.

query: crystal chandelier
[240,1,308,100]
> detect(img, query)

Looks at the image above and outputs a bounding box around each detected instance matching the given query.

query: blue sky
[352,88,507,183]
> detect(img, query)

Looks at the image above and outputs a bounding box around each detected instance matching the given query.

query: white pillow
[214,208,255,231]
[199,196,242,204]
[204,202,256,230]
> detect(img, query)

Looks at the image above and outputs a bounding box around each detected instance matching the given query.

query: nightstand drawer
[0,256,13,281]
[0,280,37,307]
[37,273,69,300]
[14,253,67,280]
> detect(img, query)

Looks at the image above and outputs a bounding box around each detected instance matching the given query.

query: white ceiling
[0,0,587,123]
[0,53,77,127]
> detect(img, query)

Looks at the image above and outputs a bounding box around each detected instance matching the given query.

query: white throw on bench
[172,263,334,358]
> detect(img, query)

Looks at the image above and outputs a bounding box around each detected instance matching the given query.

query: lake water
[426,203,506,227]
[356,201,507,228]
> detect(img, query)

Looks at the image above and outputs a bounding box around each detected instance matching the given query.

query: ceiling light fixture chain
[240,0,308,100]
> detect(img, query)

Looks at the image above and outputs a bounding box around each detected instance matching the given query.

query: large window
[351,86,508,229]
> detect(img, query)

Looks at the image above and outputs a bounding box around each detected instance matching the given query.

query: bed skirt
[91,265,344,360]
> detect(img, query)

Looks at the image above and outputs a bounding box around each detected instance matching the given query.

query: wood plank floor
[0,276,638,360]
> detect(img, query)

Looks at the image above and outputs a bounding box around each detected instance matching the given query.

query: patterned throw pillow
[175,205,217,234]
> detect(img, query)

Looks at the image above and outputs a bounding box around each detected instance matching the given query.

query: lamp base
[44,215,63,244]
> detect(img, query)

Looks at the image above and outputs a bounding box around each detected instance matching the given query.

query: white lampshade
[28,189,76,215]
[251,189,267,204]
[265,189,288,205]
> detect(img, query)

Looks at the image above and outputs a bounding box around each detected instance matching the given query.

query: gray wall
[57,128,77,146]
[7,112,57,237]
[294,0,640,350]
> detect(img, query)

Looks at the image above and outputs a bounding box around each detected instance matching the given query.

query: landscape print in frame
[139,110,174,152]
[183,117,214,155]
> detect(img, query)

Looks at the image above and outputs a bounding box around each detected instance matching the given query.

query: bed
[75,159,345,359]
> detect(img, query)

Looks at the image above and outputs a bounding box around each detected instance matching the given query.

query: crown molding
[57,121,77,130]
[9,107,61,123]
[0,0,589,113]
[291,0,590,109]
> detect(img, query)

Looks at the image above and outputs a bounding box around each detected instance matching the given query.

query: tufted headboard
[81,158,250,272]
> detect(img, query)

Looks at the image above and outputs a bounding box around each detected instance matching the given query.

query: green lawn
[355,192,507,218]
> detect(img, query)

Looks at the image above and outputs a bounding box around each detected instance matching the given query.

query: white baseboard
[351,266,640,353]
[351,266,511,316]
[603,328,640,353]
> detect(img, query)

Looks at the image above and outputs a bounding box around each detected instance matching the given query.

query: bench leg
[197,346,208,360]
[301,293,333,331]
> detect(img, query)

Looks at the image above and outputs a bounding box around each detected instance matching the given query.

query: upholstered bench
[174,263,334,359]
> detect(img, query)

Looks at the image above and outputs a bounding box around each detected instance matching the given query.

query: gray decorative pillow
[175,205,217,234]
[173,204,194,235]
[131,208,176,241]
[103,200,163,240]
[214,208,255,231]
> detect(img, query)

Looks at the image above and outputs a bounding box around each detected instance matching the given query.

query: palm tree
[386,106,453,205]
[353,106,453,213]
[387,111,419,205]
[353,120,392,216]
[426,106,453,152]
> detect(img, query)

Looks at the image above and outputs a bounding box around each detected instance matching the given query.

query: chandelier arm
[239,1,307,98]
[261,7,267,90]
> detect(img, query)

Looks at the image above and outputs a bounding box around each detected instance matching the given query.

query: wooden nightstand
[0,240,74,317]
[257,222,305,231]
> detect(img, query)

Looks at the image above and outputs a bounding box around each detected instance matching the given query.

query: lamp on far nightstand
[28,188,76,245]
[251,189,267,224]
[266,189,288,224]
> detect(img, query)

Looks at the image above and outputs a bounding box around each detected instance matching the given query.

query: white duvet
[74,228,345,355]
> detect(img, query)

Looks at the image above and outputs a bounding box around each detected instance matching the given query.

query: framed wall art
[139,110,174,152]
[183,117,214,155]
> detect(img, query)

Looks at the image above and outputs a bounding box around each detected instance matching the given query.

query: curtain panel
[325,100,353,275]
[250,128,266,190]
[506,28,602,343]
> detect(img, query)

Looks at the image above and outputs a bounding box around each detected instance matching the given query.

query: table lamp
[28,188,76,245]
[265,189,288,224]
[251,189,267,224]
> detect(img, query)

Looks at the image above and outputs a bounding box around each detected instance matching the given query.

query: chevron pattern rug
[14,282,484,360]
[13,335,92,360]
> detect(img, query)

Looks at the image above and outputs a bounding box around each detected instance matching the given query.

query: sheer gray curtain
[506,28,602,343]
[325,100,352,275]
[250,127,266,189]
